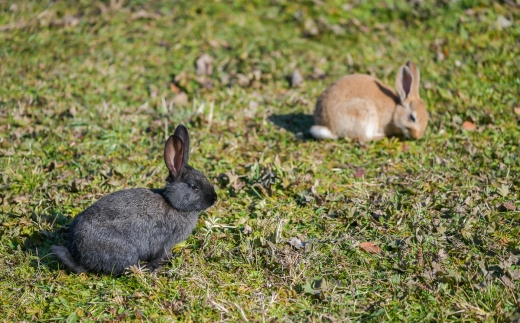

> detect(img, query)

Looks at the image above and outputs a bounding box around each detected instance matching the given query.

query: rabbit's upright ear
[173,124,190,165]
[406,61,421,98]
[164,135,184,178]
[164,124,191,178]
[395,64,414,103]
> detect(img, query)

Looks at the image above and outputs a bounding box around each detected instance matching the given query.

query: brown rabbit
[310,61,428,142]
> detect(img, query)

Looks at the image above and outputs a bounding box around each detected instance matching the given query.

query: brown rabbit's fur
[310,61,428,142]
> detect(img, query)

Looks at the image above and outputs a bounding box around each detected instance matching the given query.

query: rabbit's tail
[310,125,338,140]
[50,245,87,274]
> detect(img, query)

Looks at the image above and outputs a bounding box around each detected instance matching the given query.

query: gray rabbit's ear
[395,65,413,102]
[173,124,190,165]
[164,135,184,178]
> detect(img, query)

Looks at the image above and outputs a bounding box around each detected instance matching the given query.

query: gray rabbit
[51,124,217,275]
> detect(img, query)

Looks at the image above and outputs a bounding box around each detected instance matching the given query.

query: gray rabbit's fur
[51,124,217,275]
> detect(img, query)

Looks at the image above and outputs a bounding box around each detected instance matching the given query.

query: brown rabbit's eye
[189,184,200,191]
[409,114,416,123]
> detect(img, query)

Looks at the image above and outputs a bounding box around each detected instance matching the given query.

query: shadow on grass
[21,213,72,270]
[268,113,314,140]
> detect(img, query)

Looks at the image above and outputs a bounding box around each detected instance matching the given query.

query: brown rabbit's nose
[410,128,423,139]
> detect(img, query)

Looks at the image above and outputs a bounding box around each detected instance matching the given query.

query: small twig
[206,290,229,313]
[164,119,168,141]
[168,99,173,113]
[234,303,249,322]
[196,101,205,115]
[252,183,269,198]
[0,21,28,32]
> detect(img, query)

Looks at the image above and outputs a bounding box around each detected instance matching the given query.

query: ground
[0,0,519,322]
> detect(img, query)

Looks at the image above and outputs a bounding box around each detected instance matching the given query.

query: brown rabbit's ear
[406,61,421,97]
[164,135,184,178]
[395,65,414,102]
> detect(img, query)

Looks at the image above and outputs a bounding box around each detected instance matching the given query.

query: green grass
[1,0,519,321]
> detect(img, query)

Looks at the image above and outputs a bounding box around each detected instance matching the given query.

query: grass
[1,0,519,321]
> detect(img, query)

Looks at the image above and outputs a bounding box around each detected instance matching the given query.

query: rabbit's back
[314,74,399,131]
[71,189,171,233]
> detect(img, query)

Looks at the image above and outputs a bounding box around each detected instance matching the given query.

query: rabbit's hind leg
[363,119,385,142]
[144,252,171,272]
[144,247,175,271]
[334,98,381,142]
[100,250,139,275]
[80,239,140,275]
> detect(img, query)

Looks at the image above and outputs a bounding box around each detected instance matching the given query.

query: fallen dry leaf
[13,195,28,203]
[242,225,252,235]
[235,73,250,87]
[513,107,520,115]
[195,53,214,75]
[499,202,516,211]
[208,39,220,48]
[196,76,214,89]
[359,242,382,254]
[291,69,304,87]
[354,167,366,178]
[311,67,326,79]
[169,82,181,94]
[288,237,304,250]
[511,268,520,280]
[462,121,476,131]
[304,18,319,36]
[500,275,514,288]
[303,173,314,182]
[208,39,230,49]
[417,248,424,267]
[431,261,442,273]
[438,249,448,262]
[173,92,189,106]
[497,16,512,29]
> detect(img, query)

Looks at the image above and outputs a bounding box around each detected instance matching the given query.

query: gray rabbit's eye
[189,184,200,191]
[409,114,416,123]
